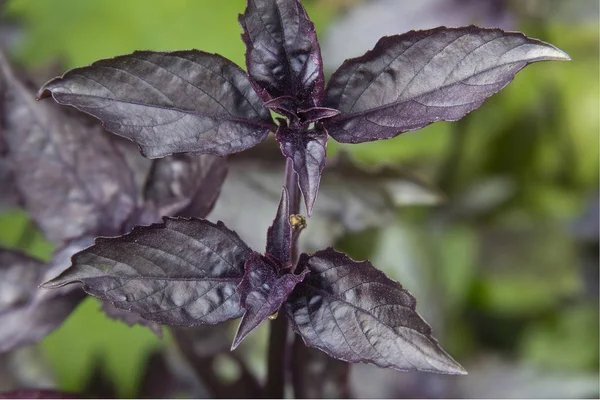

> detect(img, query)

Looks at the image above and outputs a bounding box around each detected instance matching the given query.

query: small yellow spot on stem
[289,214,307,230]
[268,311,279,320]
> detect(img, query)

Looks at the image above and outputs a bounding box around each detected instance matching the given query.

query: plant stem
[264,158,301,398]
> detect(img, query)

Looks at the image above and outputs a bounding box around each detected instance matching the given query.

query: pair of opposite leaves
[39,0,568,375]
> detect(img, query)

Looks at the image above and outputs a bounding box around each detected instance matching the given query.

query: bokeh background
[0,0,598,398]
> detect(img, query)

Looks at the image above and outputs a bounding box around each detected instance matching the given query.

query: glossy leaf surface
[0,51,137,244]
[232,253,306,349]
[144,153,227,218]
[276,124,327,216]
[325,26,570,143]
[286,248,466,374]
[38,51,275,158]
[43,218,252,326]
[240,0,325,109]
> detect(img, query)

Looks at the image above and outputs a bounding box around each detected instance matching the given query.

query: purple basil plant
[33,0,569,396]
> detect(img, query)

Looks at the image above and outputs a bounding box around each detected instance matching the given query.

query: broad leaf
[240,0,325,109]
[42,218,251,326]
[265,188,291,266]
[232,253,306,349]
[276,124,327,216]
[37,50,275,158]
[0,51,137,244]
[286,248,466,374]
[0,238,91,353]
[325,26,570,143]
[144,153,228,218]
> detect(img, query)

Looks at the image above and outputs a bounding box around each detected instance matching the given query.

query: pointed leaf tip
[266,187,292,266]
[325,26,572,144]
[37,50,274,158]
[286,247,466,374]
[40,217,252,326]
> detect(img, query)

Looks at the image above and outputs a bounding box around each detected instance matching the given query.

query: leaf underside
[43,218,252,326]
[325,26,570,143]
[37,50,275,158]
[286,248,466,374]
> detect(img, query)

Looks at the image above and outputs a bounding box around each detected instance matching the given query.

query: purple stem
[264,158,301,398]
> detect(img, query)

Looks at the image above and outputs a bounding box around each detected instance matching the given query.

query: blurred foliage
[1,0,598,397]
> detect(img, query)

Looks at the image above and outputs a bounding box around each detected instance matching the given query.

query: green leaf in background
[40,297,168,398]
[0,209,53,261]
[519,303,599,371]
[4,0,336,71]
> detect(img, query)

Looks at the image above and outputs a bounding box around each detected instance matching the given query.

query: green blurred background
[0,0,598,398]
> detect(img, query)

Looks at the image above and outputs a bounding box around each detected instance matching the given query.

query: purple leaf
[37,51,275,158]
[240,0,325,109]
[0,51,138,244]
[285,247,466,374]
[0,238,92,353]
[42,218,252,326]
[232,253,306,349]
[325,26,570,143]
[276,124,327,216]
[100,301,162,337]
[144,153,228,218]
[265,188,291,267]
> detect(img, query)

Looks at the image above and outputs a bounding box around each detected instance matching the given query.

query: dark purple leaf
[276,124,327,216]
[286,247,466,374]
[232,253,306,349]
[0,238,91,353]
[324,26,570,143]
[240,0,325,109]
[100,301,162,337]
[0,51,137,244]
[37,51,275,158]
[42,218,252,326]
[144,153,227,218]
[265,188,291,266]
